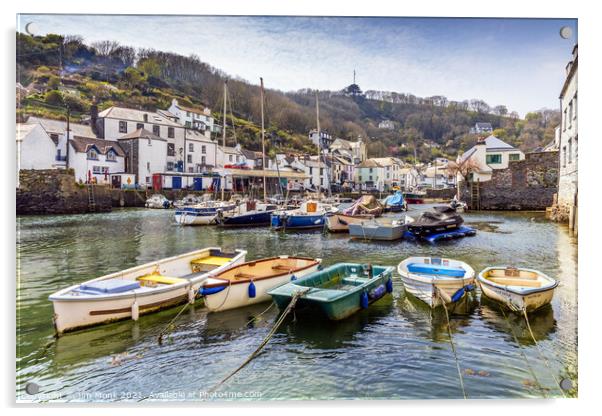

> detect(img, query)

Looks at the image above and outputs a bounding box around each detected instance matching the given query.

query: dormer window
[119,121,127,133]
[87,148,99,160]
[106,149,116,161]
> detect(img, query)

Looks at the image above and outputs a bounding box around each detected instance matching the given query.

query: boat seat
[191,256,233,267]
[342,276,370,286]
[272,264,292,271]
[234,272,256,280]
[80,279,141,294]
[137,274,188,286]
[304,289,347,302]
[488,277,542,287]
[407,263,465,277]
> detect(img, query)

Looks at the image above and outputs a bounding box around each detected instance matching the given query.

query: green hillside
[17,33,560,161]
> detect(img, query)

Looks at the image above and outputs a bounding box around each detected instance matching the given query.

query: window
[563,110,567,131]
[153,125,160,137]
[146,176,150,184]
[166,162,174,171]
[574,94,578,120]
[185,121,191,128]
[136,123,144,130]
[562,146,567,168]
[509,153,520,161]
[320,168,324,175]
[186,111,190,117]
[106,150,116,161]
[196,164,203,173]
[568,101,573,128]
[236,155,240,162]
[87,148,98,160]
[148,138,152,146]
[229,155,233,162]
[50,133,59,142]
[188,167,193,173]
[119,121,127,133]
[309,167,313,174]
[201,156,206,164]
[486,154,502,164]
[146,162,150,171]
[167,143,175,156]
[92,166,101,174]
[201,145,206,154]
[568,139,572,164]
[168,127,174,138]
[189,143,194,152]
[187,154,192,163]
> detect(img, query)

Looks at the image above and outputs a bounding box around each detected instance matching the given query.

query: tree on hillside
[493,105,508,116]
[447,157,483,184]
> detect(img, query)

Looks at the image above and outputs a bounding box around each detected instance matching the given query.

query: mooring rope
[497,305,547,397]
[242,301,275,327]
[437,288,467,399]
[157,284,200,345]
[206,289,309,394]
[522,309,567,397]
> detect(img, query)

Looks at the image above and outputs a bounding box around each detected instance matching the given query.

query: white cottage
[458,135,525,182]
[117,128,167,188]
[68,136,125,184]
[167,98,215,139]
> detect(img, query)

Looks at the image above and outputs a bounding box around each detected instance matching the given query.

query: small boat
[217,201,278,227]
[403,192,425,204]
[174,201,237,225]
[398,257,476,307]
[48,248,246,334]
[348,217,411,241]
[477,267,558,312]
[342,195,384,216]
[270,200,336,230]
[269,263,394,320]
[406,206,464,236]
[173,194,204,208]
[383,191,407,212]
[201,256,322,312]
[145,194,171,209]
[403,225,477,243]
[325,212,375,232]
[450,196,468,213]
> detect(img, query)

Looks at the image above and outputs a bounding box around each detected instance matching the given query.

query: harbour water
[16,205,578,401]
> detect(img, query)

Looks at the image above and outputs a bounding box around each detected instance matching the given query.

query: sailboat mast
[260,78,267,203]
[315,91,321,201]
[221,80,227,201]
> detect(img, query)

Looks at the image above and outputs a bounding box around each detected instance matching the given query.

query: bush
[45,90,63,106]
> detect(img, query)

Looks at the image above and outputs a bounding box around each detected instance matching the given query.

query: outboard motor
[362,263,373,278]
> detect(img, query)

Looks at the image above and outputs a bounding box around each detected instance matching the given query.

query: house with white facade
[26,116,97,169]
[68,136,126,184]
[470,122,493,134]
[556,44,578,229]
[183,129,217,174]
[378,120,395,130]
[117,128,166,188]
[308,129,334,148]
[457,135,525,182]
[16,123,57,186]
[302,157,329,190]
[356,159,382,191]
[269,154,306,191]
[329,137,367,163]
[93,106,186,174]
[241,149,265,170]
[167,98,215,139]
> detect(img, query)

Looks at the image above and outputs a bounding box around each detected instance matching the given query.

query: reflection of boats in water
[396,291,477,343]
[276,294,395,350]
[479,298,556,345]
[200,302,279,343]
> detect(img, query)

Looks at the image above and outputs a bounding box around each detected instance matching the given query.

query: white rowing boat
[397,256,476,307]
[477,266,558,312]
[202,256,322,312]
[49,247,246,335]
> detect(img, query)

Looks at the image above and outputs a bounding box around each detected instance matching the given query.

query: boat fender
[199,285,227,296]
[188,287,196,304]
[450,287,466,303]
[291,274,297,281]
[369,284,386,300]
[337,217,348,226]
[131,301,139,321]
[465,284,476,292]
[248,281,256,298]
[317,264,323,271]
[360,291,369,309]
[386,277,393,293]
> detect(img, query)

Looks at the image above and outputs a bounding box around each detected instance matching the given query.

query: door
[193,177,203,191]
[111,175,122,189]
[172,176,182,189]
[152,174,162,191]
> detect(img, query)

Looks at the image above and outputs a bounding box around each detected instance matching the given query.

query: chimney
[143,113,148,123]
[476,135,486,145]
[90,102,99,136]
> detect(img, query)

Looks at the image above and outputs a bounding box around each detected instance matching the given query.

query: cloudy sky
[18,15,577,116]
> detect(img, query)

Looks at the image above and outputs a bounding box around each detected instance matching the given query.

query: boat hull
[219,210,274,227]
[348,223,405,240]
[325,213,374,232]
[271,213,326,230]
[269,263,394,320]
[49,248,246,334]
[397,257,476,308]
[203,263,321,311]
[175,211,217,225]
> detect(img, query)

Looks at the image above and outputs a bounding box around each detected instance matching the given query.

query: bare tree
[447,157,483,184]
[493,105,508,116]
[92,40,121,57]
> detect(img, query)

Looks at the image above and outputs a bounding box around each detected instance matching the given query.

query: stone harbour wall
[17,169,112,215]
[462,151,559,210]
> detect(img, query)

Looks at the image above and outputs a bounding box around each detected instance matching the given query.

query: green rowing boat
[268,263,394,320]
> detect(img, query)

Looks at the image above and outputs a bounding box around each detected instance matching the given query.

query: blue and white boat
[218,201,278,227]
[271,200,336,230]
[175,201,236,225]
[383,191,406,212]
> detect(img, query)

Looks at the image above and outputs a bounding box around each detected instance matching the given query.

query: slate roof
[70,136,125,157]
[118,128,165,142]
[26,116,96,139]
[98,106,182,127]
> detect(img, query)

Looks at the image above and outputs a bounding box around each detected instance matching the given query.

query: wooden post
[315,92,321,201]
[221,81,227,201]
[260,78,267,202]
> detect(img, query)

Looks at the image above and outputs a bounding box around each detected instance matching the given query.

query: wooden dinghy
[397,257,476,307]
[477,267,558,312]
[325,212,375,232]
[201,256,322,312]
[49,248,246,335]
[268,263,394,320]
